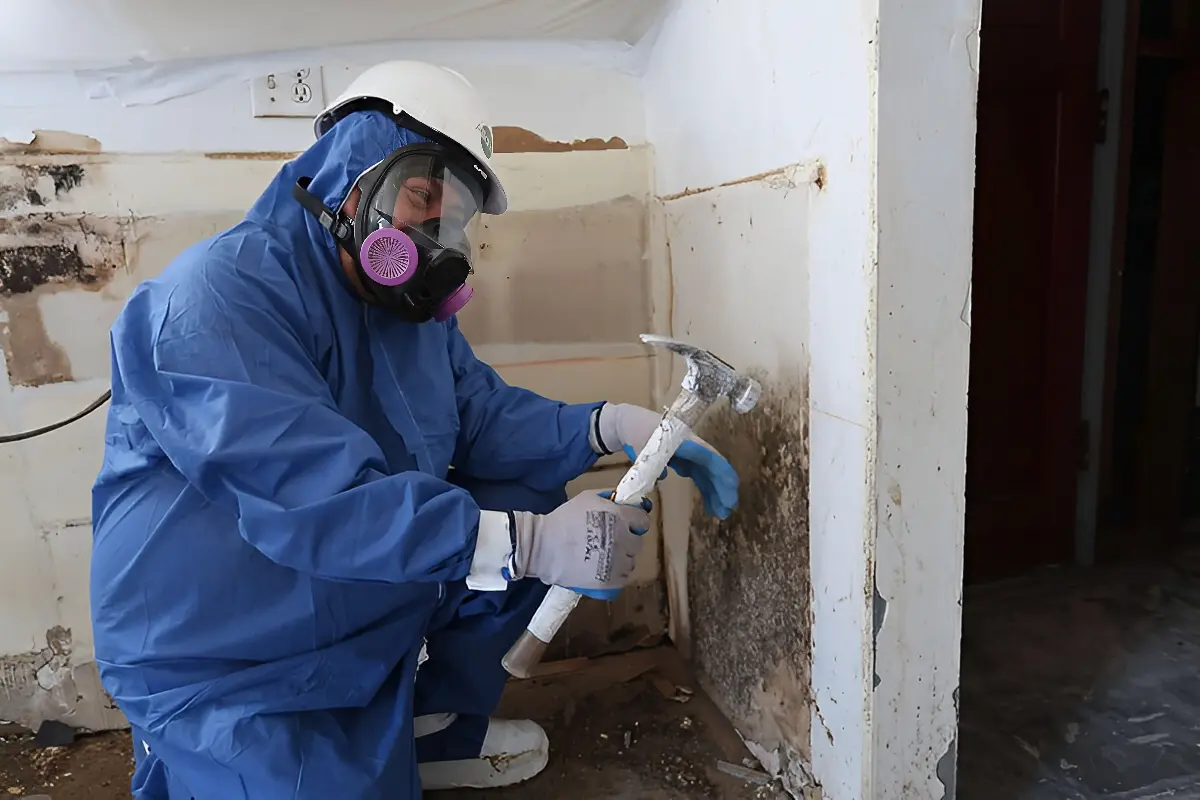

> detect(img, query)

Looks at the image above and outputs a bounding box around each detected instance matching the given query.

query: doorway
[958,0,1200,796]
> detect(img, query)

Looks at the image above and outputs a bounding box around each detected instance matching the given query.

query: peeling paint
[0,130,102,155]
[688,375,812,794]
[0,627,125,732]
[873,582,887,690]
[936,735,957,800]
[493,126,629,154]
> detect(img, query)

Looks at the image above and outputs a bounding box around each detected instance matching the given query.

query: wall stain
[205,151,299,161]
[0,213,124,386]
[660,161,824,202]
[459,197,649,345]
[0,293,73,386]
[688,374,813,783]
[492,126,628,154]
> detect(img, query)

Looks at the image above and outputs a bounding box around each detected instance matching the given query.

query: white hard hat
[317,61,507,215]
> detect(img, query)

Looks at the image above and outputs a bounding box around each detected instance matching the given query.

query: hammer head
[640,334,761,414]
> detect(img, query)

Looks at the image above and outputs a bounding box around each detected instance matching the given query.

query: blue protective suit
[90,110,602,799]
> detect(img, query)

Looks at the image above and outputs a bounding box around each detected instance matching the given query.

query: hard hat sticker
[477,123,494,159]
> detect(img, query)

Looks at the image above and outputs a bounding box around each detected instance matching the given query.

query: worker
[90,60,739,799]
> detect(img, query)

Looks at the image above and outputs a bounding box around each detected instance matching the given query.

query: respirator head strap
[292,176,355,248]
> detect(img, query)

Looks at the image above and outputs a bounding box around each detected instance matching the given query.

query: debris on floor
[0,722,131,800]
[445,647,788,798]
[0,648,784,799]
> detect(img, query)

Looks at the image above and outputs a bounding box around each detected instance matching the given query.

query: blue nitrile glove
[572,491,651,601]
[592,403,739,519]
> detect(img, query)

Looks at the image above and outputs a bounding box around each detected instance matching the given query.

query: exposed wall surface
[644,0,879,796]
[871,0,979,797]
[0,62,657,730]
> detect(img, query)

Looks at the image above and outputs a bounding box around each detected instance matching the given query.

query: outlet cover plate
[251,67,324,118]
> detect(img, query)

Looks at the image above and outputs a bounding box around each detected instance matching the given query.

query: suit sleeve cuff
[466,510,514,592]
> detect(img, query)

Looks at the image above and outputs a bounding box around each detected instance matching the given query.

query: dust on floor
[1,648,782,799]
[957,551,1200,800]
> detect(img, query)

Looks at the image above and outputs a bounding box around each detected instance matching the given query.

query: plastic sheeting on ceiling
[0,0,672,73]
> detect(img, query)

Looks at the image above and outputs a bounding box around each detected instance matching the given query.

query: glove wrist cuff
[588,405,613,456]
[590,402,627,457]
[466,510,517,592]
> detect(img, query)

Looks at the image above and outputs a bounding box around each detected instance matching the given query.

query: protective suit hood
[247,109,427,289]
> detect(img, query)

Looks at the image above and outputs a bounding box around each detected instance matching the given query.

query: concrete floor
[957,551,1200,799]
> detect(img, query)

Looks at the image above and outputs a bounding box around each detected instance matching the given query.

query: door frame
[1077,0,1139,564]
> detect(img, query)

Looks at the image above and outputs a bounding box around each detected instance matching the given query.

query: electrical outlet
[251,67,325,118]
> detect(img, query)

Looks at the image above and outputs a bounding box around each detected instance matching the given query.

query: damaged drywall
[0,626,126,732]
[0,213,125,386]
[493,126,629,154]
[688,375,815,795]
[0,131,103,156]
[0,165,86,210]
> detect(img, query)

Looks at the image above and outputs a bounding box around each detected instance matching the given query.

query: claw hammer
[501,334,762,678]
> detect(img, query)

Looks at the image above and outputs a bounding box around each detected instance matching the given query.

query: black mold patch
[37,164,85,196]
[688,374,811,753]
[0,244,94,295]
[0,164,86,211]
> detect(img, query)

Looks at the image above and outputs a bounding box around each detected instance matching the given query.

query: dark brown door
[965,0,1103,582]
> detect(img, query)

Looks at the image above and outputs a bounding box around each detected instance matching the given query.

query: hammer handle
[501,417,691,678]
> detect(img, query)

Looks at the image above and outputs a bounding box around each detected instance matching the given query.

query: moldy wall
[644,0,878,796]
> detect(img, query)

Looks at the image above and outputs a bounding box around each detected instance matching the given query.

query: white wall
[871,0,980,797]
[0,52,656,729]
[645,1,879,796]
[0,59,646,153]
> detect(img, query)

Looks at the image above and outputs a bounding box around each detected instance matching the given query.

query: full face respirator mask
[293,142,487,323]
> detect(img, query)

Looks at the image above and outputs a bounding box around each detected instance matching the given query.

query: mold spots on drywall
[0,214,124,386]
[0,164,87,211]
[492,126,629,154]
[688,374,813,773]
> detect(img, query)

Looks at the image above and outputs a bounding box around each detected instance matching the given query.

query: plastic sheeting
[1,0,672,73]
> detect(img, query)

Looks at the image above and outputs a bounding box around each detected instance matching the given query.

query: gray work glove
[509,491,652,591]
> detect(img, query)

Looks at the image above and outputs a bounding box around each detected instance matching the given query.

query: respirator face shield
[294,142,488,323]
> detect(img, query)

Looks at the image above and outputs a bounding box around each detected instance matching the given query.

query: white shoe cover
[418,718,550,790]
